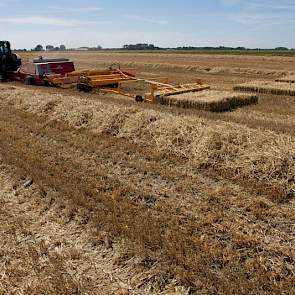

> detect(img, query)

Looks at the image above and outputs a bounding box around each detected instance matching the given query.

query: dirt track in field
[1,52,295,294]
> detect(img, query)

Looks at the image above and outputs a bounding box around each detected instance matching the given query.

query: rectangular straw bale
[234,81,295,96]
[158,90,258,112]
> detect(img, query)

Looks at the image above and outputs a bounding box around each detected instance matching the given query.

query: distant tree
[78,47,89,50]
[34,44,44,51]
[59,45,66,51]
[46,45,54,51]
[275,47,288,51]
[236,46,246,50]
[123,43,159,50]
[89,47,103,51]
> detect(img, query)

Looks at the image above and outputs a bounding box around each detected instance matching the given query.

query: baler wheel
[24,76,35,85]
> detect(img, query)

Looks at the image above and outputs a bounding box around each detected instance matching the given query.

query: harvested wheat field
[159,90,258,111]
[234,81,295,96]
[1,51,295,295]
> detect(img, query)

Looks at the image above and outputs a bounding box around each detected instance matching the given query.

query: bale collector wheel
[77,83,93,92]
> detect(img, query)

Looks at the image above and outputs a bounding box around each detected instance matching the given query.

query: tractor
[0,41,22,81]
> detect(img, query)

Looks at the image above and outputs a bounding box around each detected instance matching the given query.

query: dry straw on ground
[1,85,294,199]
[0,163,188,294]
[234,81,295,96]
[84,60,289,77]
[1,84,295,293]
[159,90,258,112]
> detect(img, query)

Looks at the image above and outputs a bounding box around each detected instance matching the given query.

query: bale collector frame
[45,64,210,104]
[77,69,210,104]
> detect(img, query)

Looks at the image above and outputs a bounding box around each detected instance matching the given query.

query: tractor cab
[0,41,11,54]
[0,41,22,80]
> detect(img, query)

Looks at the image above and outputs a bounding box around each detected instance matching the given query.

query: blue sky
[1,0,294,49]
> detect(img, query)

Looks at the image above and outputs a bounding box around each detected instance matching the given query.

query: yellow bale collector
[44,64,211,106]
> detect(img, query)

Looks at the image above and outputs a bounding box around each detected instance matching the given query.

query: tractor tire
[11,53,19,62]
[135,95,144,102]
[11,53,22,70]
[24,76,35,85]
[1,64,6,73]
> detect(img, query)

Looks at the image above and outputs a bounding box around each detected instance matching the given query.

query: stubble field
[0,51,294,294]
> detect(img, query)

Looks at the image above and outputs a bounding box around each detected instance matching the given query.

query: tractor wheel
[11,53,20,62]
[135,95,144,102]
[11,53,22,70]
[1,64,6,73]
[24,76,35,85]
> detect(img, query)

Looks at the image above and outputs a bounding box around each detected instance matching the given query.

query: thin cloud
[50,6,102,13]
[124,15,168,25]
[66,7,102,12]
[229,14,295,26]
[227,0,295,25]
[0,0,20,6]
[220,0,241,6]
[0,16,111,27]
[228,14,273,25]
[245,1,295,10]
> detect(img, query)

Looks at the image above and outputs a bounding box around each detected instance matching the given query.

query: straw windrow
[0,85,294,199]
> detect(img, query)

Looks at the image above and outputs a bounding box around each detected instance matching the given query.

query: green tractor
[0,41,22,81]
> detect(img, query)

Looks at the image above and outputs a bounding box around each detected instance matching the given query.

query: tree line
[15,44,295,52]
[31,44,67,51]
[29,44,103,52]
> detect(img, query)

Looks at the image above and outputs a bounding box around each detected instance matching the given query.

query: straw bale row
[276,75,295,83]
[0,85,294,198]
[158,90,258,112]
[234,81,295,96]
